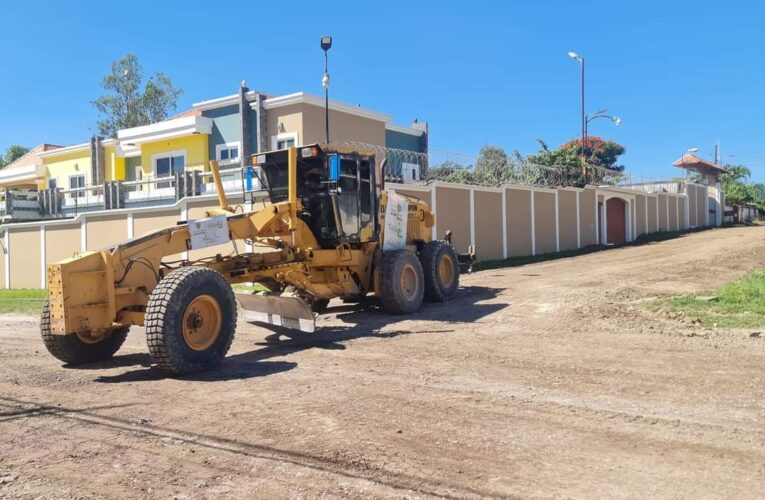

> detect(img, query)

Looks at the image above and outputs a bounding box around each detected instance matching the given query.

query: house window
[68,174,86,199]
[216,142,240,166]
[152,150,186,189]
[271,132,299,151]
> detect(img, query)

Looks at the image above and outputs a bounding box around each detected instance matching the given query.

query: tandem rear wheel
[145,266,237,375]
[419,241,460,302]
[379,250,425,314]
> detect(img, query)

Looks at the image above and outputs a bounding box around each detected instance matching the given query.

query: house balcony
[0,165,263,223]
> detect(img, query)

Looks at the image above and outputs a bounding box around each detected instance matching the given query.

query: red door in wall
[606,198,626,244]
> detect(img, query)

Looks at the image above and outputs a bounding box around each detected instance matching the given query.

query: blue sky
[1,0,763,181]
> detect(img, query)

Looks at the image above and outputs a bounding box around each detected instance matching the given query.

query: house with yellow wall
[116,112,212,183]
[0,87,426,205]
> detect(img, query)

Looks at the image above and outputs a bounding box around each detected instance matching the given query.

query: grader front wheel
[40,301,129,365]
[145,267,237,375]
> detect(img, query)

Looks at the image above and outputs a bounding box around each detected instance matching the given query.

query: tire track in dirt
[0,396,506,499]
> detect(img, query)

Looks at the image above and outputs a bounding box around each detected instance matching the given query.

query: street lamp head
[321,36,333,52]
[687,147,700,153]
[613,116,622,127]
[593,109,607,116]
[568,51,582,61]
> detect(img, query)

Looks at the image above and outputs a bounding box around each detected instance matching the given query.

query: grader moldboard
[42,144,475,374]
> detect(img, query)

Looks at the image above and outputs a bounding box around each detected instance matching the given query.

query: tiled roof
[4,144,63,170]
[672,153,729,176]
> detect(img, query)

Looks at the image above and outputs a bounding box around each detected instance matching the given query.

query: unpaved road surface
[1,226,764,499]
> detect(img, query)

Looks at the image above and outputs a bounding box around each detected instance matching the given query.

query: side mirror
[329,155,339,181]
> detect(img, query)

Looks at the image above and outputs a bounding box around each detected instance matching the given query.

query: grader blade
[236,293,316,333]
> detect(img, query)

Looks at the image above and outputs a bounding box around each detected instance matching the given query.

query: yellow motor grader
[42,144,473,374]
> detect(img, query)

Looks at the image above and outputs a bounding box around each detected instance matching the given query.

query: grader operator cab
[42,144,474,374]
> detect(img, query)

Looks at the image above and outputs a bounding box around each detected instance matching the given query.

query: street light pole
[321,36,333,144]
[681,147,700,180]
[586,111,622,131]
[568,52,585,166]
[581,57,585,156]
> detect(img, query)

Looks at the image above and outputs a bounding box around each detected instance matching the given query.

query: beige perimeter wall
[678,197,687,230]
[696,185,706,227]
[435,186,471,253]
[658,194,668,231]
[534,192,557,254]
[635,194,647,236]
[647,196,658,233]
[668,196,678,231]
[87,216,128,251]
[474,191,503,260]
[579,188,597,247]
[46,224,81,269]
[10,228,41,289]
[506,188,532,257]
[557,190,578,251]
[0,182,712,289]
[688,186,698,227]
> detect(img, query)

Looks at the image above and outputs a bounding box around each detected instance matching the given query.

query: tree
[92,53,183,137]
[0,145,30,169]
[426,160,477,184]
[474,145,515,186]
[527,136,626,171]
[751,183,765,202]
[526,136,626,186]
[721,165,753,205]
[475,145,508,172]
[427,137,627,188]
[427,146,518,186]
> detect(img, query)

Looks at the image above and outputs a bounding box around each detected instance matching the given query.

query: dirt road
[1,226,763,499]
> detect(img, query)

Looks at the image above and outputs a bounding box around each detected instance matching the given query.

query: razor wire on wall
[331,141,628,188]
[329,141,431,183]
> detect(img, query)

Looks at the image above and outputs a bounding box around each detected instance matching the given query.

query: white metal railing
[50,166,263,216]
[59,184,105,209]
[0,189,43,219]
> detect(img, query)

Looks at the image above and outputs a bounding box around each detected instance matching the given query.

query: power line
[726,154,765,163]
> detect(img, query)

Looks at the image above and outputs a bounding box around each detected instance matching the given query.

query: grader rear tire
[379,250,425,314]
[145,267,237,375]
[40,301,128,365]
[420,241,460,302]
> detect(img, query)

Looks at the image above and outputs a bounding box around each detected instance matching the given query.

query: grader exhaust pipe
[209,159,231,212]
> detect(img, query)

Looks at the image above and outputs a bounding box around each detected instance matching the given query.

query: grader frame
[43,144,469,374]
